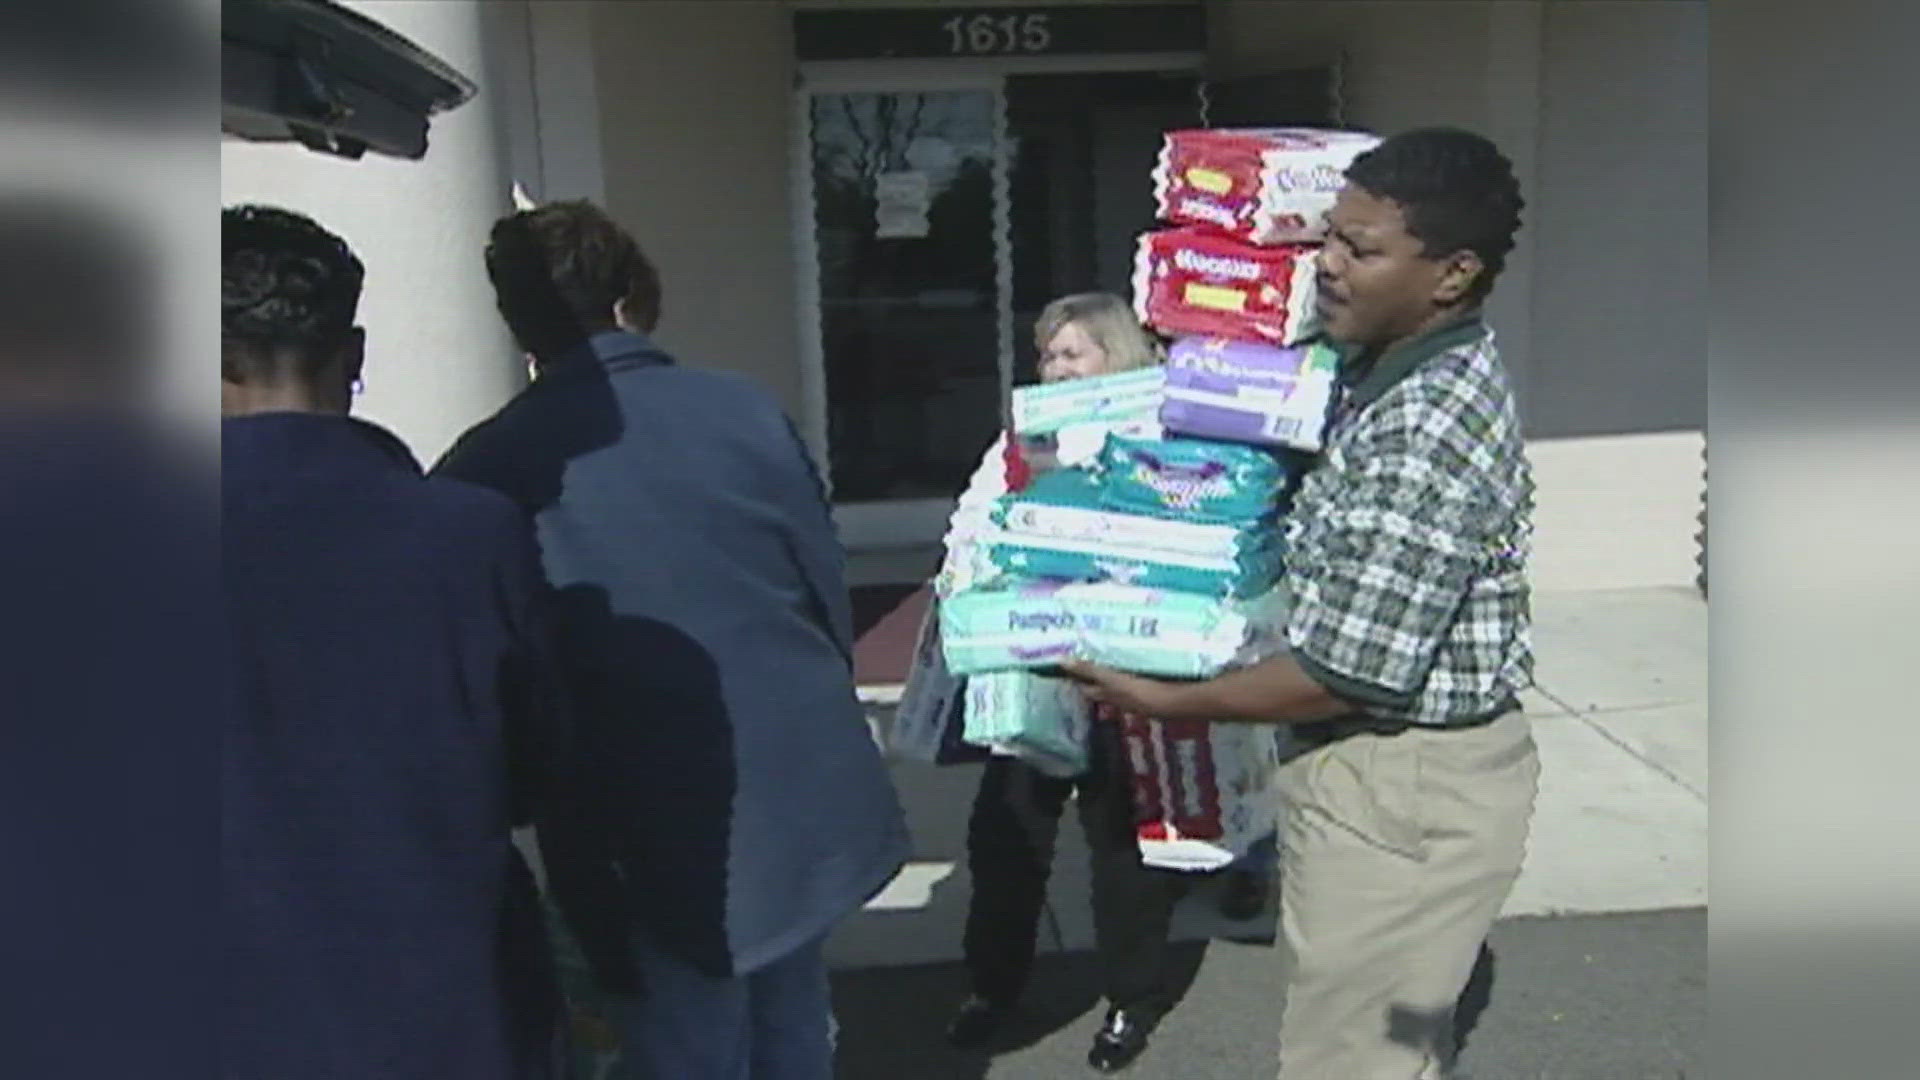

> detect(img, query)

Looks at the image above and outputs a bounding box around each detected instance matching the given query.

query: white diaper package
[961,670,1091,778]
[999,501,1248,560]
[987,531,1281,599]
[936,435,1019,600]
[1010,367,1166,436]
[1051,417,1164,468]
[940,579,1284,678]
[992,468,1265,560]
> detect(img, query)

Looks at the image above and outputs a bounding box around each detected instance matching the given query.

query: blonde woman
[1033,291,1163,382]
[941,294,1193,1073]
[935,294,1162,595]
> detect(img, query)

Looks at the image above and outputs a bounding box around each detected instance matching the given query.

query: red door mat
[851,583,930,689]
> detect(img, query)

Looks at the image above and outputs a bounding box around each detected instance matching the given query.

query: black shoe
[1217,868,1271,921]
[946,994,1014,1049]
[1087,1006,1157,1073]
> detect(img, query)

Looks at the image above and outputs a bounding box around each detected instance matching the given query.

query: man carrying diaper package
[1065,128,1539,1080]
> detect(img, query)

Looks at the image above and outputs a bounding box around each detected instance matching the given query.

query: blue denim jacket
[438,330,909,980]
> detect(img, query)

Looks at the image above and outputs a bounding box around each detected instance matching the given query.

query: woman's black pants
[960,723,1190,1013]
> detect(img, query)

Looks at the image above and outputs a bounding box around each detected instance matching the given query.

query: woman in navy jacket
[436,201,908,1080]
[221,205,624,1079]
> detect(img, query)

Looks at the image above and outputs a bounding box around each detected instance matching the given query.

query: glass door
[1004,70,1203,384]
[793,66,1221,551]
[798,78,1012,549]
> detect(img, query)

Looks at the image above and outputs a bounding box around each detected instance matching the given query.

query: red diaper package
[1152,127,1382,244]
[1114,708,1279,872]
[1131,227,1320,346]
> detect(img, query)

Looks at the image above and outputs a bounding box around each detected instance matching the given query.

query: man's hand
[1062,653,1353,726]
[1059,660,1190,719]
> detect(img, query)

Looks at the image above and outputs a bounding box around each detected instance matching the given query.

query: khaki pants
[1274,711,1539,1080]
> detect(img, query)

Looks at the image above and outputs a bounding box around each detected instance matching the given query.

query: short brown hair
[484,200,661,361]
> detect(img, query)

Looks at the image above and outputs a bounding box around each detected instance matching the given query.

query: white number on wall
[1020,14,1053,52]
[942,13,1054,55]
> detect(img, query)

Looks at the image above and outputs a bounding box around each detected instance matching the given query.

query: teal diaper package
[987,534,1281,599]
[961,670,1091,778]
[993,469,1266,559]
[1096,434,1286,525]
[1010,367,1166,436]
[939,579,1265,678]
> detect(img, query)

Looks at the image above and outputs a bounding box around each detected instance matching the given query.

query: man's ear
[1432,250,1485,305]
[341,326,367,385]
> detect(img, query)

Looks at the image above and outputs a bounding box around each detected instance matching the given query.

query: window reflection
[810,91,1004,503]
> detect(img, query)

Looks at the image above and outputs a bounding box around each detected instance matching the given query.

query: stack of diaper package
[942,126,1384,683]
[934,128,1383,868]
[1127,127,1383,868]
[935,375,1299,867]
[1141,127,1381,451]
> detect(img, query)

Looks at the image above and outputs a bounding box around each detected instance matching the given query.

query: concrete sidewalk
[830,908,1706,1080]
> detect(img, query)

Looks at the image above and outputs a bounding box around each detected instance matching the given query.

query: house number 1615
[941,12,1053,55]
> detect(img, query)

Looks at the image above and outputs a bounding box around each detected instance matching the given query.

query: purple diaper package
[1159,336,1340,452]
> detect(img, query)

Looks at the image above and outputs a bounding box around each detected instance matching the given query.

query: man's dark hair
[222,205,363,383]
[0,193,153,382]
[484,200,661,362]
[1344,127,1524,303]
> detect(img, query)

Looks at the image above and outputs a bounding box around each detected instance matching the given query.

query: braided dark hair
[221,205,363,383]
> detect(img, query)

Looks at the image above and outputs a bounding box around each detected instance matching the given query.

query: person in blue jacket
[221,205,626,1079]
[435,199,909,1080]
[0,194,223,1080]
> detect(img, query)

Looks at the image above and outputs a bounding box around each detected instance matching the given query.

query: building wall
[1207,0,1547,421]
[1207,1,1497,133]
[586,0,805,414]
[1210,0,1706,440]
[221,0,527,463]
[1530,0,1707,437]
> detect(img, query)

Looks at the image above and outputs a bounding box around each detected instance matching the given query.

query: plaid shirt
[1283,314,1534,726]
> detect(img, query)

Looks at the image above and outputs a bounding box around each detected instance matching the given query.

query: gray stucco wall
[1530,0,1708,437]
[590,1,805,414]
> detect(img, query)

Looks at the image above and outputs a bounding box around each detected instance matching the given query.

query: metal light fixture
[221,0,477,161]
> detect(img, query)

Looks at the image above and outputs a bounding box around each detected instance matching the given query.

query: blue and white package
[987,534,1281,599]
[961,670,1090,778]
[1096,434,1286,524]
[939,579,1264,678]
[1010,366,1166,436]
[993,469,1266,559]
[1053,417,1164,467]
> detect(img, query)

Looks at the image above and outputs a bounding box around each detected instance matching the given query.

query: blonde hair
[1034,292,1163,373]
